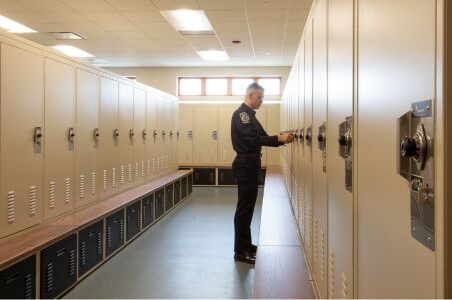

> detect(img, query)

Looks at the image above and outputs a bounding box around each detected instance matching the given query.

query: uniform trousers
[232,154,261,253]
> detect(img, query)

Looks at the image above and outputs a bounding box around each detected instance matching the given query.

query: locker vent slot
[112,168,116,187]
[45,262,54,292]
[341,272,348,299]
[152,158,156,173]
[79,175,85,198]
[91,172,96,195]
[128,164,132,182]
[320,230,325,281]
[80,241,86,266]
[96,233,102,255]
[141,160,145,178]
[69,249,76,276]
[7,191,15,223]
[102,169,107,191]
[156,158,160,171]
[106,226,112,248]
[135,162,139,179]
[120,166,125,185]
[24,273,33,299]
[147,159,151,175]
[49,181,56,208]
[64,178,71,203]
[29,186,37,216]
[328,249,335,298]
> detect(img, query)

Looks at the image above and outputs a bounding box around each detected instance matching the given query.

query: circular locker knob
[305,132,311,141]
[129,129,135,137]
[400,136,418,158]
[317,133,325,143]
[114,129,119,137]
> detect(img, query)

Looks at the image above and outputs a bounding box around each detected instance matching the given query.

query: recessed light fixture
[232,40,241,44]
[0,15,36,33]
[197,50,229,61]
[52,45,93,58]
[48,32,85,40]
[160,10,214,34]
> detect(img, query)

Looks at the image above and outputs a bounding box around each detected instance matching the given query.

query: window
[205,78,228,95]
[178,77,282,96]
[231,78,254,96]
[179,78,202,95]
[258,78,281,96]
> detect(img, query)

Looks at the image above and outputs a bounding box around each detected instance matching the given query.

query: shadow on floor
[64,187,263,299]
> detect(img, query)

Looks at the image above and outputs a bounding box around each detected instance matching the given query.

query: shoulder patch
[239,112,250,124]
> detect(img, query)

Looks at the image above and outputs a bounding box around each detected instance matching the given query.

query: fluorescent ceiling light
[53,45,93,58]
[49,32,85,40]
[0,15,36,33]
[160,10,213,32]
[197,50,229,61]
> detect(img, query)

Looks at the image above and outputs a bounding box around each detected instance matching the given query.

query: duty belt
[237,153,262,158]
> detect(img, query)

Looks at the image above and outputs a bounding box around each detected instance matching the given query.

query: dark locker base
[79,221,104,277]
[180,167,266,186]
[0,255,35,299]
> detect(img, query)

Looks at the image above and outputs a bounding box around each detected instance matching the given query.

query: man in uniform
[231,82,294,264]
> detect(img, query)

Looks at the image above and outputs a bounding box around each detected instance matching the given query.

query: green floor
[64,187,263,299]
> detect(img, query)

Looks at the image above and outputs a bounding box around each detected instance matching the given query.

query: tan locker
[194,106,218,164]
[298,44,306,242]
[44,58,75,220]
[146,92,157,180]
[292,61,299,222]
[133,88,146,186]
[75,68,99,208]
[118,83,134,192]
[218,105,237,165]
[99,76,119,200]
[304,18,314,269]
[164,97,173,173]
[172,98,179,170]
[178,104,194,165]
[266,105,280,166]
[357,0,437,297]
[311,0,328,297]
[255,106,267,166]
[0,43,44,237]
[327,0,354,298]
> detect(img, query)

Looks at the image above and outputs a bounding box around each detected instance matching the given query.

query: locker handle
[93,128,100,142]
[88,231,97,238]
[153,130,158,138]
[162,130,166,137]
[170,130,173,137]
[56,248,67,257]
[68,127,75,143]
[112,217,121,224]
[5,273,20,285]
[113,129,120,140]
[142,129,147,139]
[129,129,135,138]
[33,127,43,144]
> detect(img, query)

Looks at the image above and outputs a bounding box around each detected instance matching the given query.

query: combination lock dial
[400,123,430,170]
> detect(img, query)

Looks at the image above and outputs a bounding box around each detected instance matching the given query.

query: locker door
[118,83,134,192]
[156,96,165,176]
[75,68,99,208]
[327,0,354,298]
[266,105,280,166]
[0,44,43,237]
[194,106,218,164]
[133,88,146,186]
[44,58,75,220]
[146,92,157,180]
[312,0,328,297]
[164,97,173,173]
[99,76,119,200]
[298,44,306,242]
[218,105,236,164]
[256,106,267,166]
[357,0,437,297]
[304,18,314,269]
[291,60,299,221]
[172,98,179,170]
[178,104,194,165]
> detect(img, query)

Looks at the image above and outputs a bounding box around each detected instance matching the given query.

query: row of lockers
[0,33,179,239]
[180,167,266,186]
[178,104,280,167]
[281,0,443,298]
[0,174,193,299]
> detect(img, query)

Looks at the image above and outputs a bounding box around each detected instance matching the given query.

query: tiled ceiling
[0,0,312,67]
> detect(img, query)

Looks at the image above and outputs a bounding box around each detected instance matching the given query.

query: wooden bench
[0,170,193,299]
[253,166,315,299]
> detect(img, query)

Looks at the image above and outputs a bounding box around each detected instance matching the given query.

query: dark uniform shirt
[231,103,281,155]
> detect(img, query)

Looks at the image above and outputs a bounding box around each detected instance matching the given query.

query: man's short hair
[246,82,264,94]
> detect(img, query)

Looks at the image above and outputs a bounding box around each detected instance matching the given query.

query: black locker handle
[5,273,20,284]
[89,231,97,238]
[56,248,67,257]
[113,217,121,224]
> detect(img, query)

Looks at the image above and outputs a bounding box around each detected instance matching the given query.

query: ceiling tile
[82,11,128,22]
[114,31,149,39]
[100,22,140,31]
[245,0,287,10]
[78,31,118,39]
[107,0,158,11]
[215,30,250,41]
[15,0,72,12]
[60,0,115,11]
[122,11,165,23]
[150,0,200,10]
[185,35,222,51]
[246,10,286,21]
[286,20,305,31]
[210,22,248,31]
[134,21,174,32]
[197,0,244,10]
[0,0,28,13]
[62,22,106,32]
[288,9,309,21]
[289,0,312,10]
[205,10,247,22]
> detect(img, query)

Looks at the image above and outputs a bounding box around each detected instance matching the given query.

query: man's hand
[278,133,294,144]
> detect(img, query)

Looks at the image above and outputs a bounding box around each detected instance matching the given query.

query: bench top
[0,170,192,270]
[253,166,315,299]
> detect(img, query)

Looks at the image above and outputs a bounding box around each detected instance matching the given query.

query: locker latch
[299,128,305,143]
[212,130,218,140]
[153,130,157,139]
[93,128,100,142]
[142,129,147,140]
[176,131,180,140]
[113,129,119,141]
[187,130,193,140]
[129,129,135,139]
[293,129,299,141]
[397,99,435,251]
[305,126,312,148]
[318,123,326,172]
[170,130,174,138]
[33,127,43,145]
[339,116,353,192]
[68,127,75,143]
